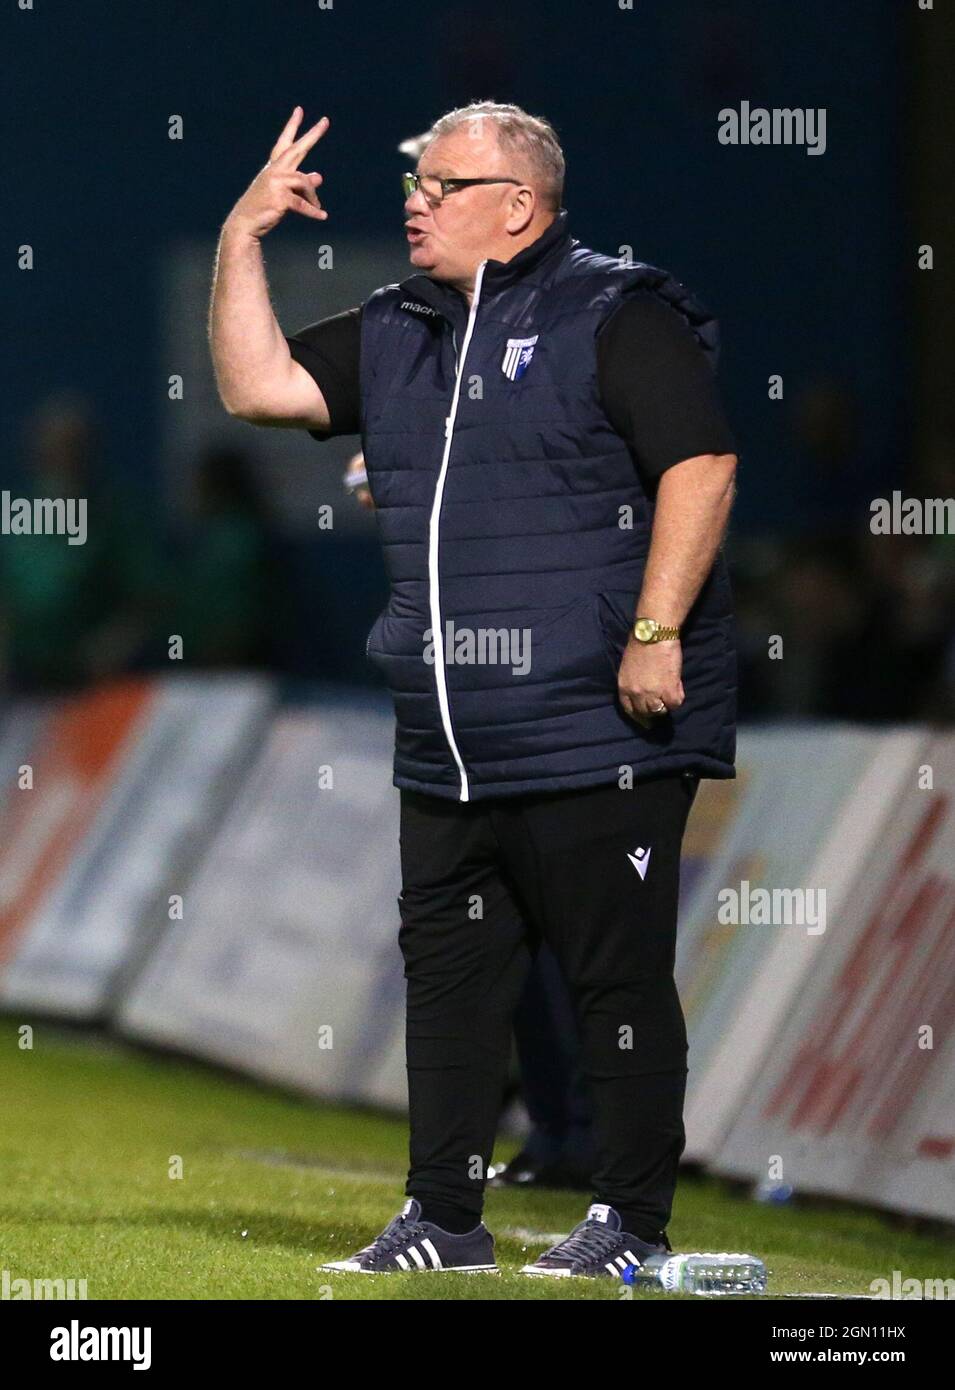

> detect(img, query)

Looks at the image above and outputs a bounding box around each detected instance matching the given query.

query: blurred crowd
[2,390,955,724]
[733,528,955,722]
[733,381,955,723]
[0,393,278,693]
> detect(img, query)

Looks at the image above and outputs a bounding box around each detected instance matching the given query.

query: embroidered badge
[501,334,539,381]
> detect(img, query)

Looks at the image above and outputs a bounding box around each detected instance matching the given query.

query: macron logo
[627,847,651,881]
[399,300,437,317]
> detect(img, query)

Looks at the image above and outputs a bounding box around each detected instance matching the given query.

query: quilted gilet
[360,208,736,801]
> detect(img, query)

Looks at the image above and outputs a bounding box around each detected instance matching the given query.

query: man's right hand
[226,107,330,240]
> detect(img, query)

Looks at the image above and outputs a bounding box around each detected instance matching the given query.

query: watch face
[634,618,656,643]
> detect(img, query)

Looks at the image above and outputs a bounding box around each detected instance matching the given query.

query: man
[343,449,598,1198]
[209,101,738,1278]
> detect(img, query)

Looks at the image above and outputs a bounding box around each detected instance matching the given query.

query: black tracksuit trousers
[397,770,699,1243]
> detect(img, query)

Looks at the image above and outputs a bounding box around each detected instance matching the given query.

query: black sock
[416,1202,481,1234]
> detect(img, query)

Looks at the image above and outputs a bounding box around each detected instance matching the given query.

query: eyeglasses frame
[402,171,525,207]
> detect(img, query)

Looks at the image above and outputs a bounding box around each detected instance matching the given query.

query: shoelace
[545,1220,628,1266]
[365,1215,431,1264]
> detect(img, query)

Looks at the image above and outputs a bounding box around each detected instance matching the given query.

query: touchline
[1,490,87,545]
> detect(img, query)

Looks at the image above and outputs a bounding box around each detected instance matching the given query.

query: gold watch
[632,617,680,644]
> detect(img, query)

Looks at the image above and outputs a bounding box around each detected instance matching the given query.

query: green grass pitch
[1,1020,952,1300]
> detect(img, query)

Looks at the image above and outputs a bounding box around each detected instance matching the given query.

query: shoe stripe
[407,1245,427,1270]
[615,1256,629,1269]
[421,1238,443,1270]
[624,1250,640,1264]
[395,1253,411,1271]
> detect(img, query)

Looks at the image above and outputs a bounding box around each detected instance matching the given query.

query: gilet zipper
[427,260,488,802]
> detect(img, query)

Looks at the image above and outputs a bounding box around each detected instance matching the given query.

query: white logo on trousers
[627,847,651,880]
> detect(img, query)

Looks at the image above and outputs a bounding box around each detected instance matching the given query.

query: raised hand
[226,106,330,239]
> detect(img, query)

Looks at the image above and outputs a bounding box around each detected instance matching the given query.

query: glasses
[402,171,524,207]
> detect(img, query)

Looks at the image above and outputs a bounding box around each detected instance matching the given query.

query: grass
[1,1019,952,1301]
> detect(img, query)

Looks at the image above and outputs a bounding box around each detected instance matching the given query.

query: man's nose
[404,186,431,216]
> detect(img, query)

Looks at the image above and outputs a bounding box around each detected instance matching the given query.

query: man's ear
[506,188,536,234]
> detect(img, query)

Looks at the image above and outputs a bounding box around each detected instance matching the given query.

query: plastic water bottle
[622,1252,767,1295]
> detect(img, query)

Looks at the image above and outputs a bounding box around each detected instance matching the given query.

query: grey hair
[420,102,565,212]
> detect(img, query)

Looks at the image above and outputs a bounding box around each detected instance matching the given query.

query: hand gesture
[227,106,330,239]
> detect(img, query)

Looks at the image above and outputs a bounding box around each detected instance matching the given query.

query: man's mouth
[405,225,428,243]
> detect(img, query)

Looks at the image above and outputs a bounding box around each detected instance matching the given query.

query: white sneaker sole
[319,1260,501,1275]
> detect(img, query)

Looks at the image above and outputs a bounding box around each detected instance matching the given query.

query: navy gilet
[360,208,736,801]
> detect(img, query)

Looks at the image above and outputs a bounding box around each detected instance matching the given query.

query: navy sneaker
[319,1199,499,1274]
[520,1203,671,1279]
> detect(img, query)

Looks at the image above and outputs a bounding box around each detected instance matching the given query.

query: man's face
[403,126,525,285]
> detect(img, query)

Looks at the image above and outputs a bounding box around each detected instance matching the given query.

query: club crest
[501,334,539,381]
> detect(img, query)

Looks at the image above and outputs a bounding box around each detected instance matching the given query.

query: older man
[210,101,738,1279]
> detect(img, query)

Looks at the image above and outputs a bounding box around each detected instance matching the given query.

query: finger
[619,691,650,728]
[301,172,324,206]
[288,192,328,221]
[270,105,304,161]
[285,114,331,167]
[278,169,324,205]
[637,694,668,717]
[288,173,322,208]
[654,685,681,709]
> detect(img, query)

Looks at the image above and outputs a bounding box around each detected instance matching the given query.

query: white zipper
[427,259,488,802]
